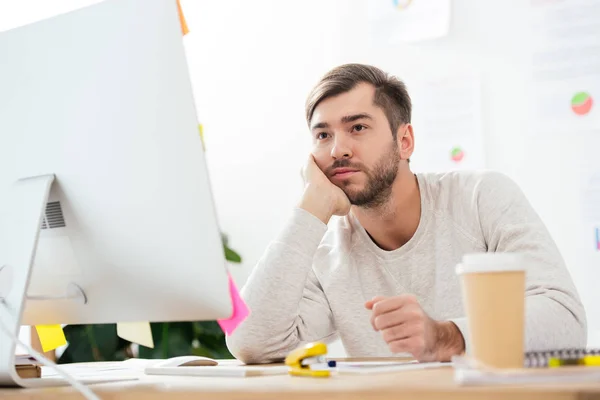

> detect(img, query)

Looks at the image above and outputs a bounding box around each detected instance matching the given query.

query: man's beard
[329,141,400,209]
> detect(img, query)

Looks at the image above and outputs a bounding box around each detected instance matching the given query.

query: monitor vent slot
[41,201,66,229]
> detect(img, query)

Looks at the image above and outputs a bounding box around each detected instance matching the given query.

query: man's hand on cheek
[365,295,465,362]
[298,155,351,224]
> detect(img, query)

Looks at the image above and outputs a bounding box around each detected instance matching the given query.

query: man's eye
[317,132,329,140]
[353,124,365,132]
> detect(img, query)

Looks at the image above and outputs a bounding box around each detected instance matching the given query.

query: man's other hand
[365,295,465,362]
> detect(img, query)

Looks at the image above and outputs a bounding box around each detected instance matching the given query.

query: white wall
[183,0,599,348]
[2,0,597,350]
[184,0,598,340]
[180,0,339,285]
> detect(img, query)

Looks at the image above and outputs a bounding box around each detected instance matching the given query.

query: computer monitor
[0,0,232,388]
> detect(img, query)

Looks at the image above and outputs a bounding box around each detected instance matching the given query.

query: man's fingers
[373,308,413,331]
[366,296,387,330]
[301,154,315,181]
[380,320,424,343]
[373,305,424,331]
[371,294,418,318]
[365,296,387,310]
[373,308,403,331]
[372,303,422,332]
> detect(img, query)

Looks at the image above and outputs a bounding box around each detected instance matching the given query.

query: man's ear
[397,123,414,162]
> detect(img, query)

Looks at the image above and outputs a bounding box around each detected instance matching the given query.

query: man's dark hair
[305,63,412,139]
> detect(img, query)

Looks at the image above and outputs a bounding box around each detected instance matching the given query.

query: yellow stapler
[284,342,333,377]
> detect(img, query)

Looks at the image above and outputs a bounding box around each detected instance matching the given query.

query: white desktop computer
[0,0,232,389]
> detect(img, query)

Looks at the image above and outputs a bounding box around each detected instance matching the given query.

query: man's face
[310,83,401,208]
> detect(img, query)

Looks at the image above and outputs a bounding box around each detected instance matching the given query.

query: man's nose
[330,135,352,159]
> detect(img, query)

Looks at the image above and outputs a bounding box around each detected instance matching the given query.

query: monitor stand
[0,175,86,388]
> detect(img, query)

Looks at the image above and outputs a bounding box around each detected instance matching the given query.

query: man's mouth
[331,168,359,179]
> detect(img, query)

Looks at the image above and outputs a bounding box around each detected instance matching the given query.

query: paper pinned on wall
[530,75,600,133]
[117,322,154,348]
[574,142,600,321]
[582,170,600,223]
[176,0,189,36]
[217,272,249,336]
[368,0,451,44]
[409,72,485,173]
[581,167,600,253]
[530,0,600,83]
[35,325,67,353]
[529,0,600,132]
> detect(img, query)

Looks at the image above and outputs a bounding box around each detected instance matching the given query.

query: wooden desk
[3,364,600,400]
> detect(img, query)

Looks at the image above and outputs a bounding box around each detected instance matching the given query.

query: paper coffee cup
[456,253,526,369]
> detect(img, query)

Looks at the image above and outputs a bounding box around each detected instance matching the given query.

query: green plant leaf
[224,244,242,263]
[138,322,196,359]
[193,320,224,336]
[58,324,130,363]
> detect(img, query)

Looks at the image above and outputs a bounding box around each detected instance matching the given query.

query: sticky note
[35,325,67,352]
[117,322,154,348]
[198,124,205,150]
[176,0,189,36]
[217,272,249,335]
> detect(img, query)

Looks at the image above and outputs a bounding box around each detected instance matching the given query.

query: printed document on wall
[408,73,485,173]
[579,144,600,255]
[368,0,451,44]
[582,169,600,227]
[577,138,600,329]
[530,0,600,132]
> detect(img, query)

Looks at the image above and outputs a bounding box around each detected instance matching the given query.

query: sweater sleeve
[225,208,337,364]
[473,171,587,352]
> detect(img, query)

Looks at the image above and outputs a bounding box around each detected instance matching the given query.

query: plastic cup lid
[455,252,525,275]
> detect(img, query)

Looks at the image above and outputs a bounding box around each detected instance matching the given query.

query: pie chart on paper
[571,92,593,116]
[450,147,464,163]
[392,0,413,9]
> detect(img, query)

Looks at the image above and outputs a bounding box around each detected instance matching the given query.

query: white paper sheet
[409,73,485,173]
[116,322,154,348]
[335,360,449,374]
[42,360,148,378]
[582,170,600,223]
[455,366,600,385]
[453,355,600,385]
[368,0,451,44]
[530,0,600,132]
[530,0,600,82]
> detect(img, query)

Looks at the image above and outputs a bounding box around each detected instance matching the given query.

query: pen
[301,357,336,370]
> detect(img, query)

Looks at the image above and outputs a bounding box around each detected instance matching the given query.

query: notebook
[524,348,600,368]
[455,363,600,385]
[454,348,600,385]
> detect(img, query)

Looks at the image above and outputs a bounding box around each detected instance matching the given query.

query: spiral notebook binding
[524,348,598,368]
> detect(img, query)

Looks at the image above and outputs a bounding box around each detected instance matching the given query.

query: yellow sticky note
[116,322,154,348]
[176,0,189,36]
[35,325,67,352]
[198,124,205,150]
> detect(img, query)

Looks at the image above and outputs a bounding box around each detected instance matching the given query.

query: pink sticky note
[217,272,249,335]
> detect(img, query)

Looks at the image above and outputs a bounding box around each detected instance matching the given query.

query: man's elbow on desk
[226,332,280,365]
